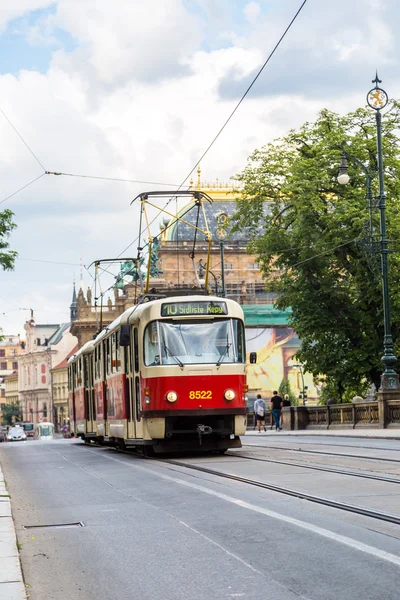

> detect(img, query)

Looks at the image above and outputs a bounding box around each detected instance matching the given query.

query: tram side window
[134,328,139,372]
[115,331,121,371]
[233,319,245,363]
[106,338,111,376]
[111,333,115,373]
[83,356,89,387]
[95,346,101,381]
[73,363,77,389]
[143,323,159,366]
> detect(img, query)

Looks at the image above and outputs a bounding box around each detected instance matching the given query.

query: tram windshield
[144,319,245,366]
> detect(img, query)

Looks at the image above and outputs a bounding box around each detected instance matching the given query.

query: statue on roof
[150,237,163,277]
[115,258,146,289]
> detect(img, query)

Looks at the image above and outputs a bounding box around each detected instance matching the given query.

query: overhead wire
[17,257,81,266]
[0,173,46,205]
[0,107,46,171]
[44,171,182,187]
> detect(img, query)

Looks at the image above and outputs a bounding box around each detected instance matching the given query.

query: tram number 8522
[189,390,212,399]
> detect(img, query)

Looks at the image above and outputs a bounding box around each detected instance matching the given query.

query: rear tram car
[68,295,247,453]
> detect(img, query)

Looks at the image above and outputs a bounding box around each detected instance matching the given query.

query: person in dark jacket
[270,391,283,431]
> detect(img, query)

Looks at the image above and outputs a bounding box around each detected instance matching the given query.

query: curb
[245,429,400,441]
[0,463,26,600]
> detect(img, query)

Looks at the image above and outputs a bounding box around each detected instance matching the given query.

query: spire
[70,281,77,322]
[197,166,201,189]
[372,70,382,88]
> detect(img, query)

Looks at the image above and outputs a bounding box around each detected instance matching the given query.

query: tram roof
[67,338,95,364]
[68,296,244,361]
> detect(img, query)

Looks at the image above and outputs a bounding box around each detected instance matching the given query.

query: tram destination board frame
[161,300,228,317]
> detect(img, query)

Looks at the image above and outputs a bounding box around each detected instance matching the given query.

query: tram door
[132,327,144,439]
[84,355,95,433]
[125,340,136,439]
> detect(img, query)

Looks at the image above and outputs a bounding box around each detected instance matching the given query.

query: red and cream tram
[68,295,247,453]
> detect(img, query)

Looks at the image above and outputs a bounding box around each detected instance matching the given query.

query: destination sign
[161,301,228,317]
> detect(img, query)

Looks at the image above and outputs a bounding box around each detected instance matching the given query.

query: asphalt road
[1,437,400,600]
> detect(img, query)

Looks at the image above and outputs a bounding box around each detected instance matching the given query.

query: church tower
[70,282,77,322]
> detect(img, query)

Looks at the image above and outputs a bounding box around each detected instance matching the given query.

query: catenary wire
[17,257,81,266]
[0,173,46,205]
[44,171,182,187]
[115,0,309,262]
[0,107,46,171]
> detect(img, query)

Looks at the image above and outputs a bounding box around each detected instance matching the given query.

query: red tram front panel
[141,373,246,415]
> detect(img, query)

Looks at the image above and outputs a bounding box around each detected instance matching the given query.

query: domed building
[156,168,271,301]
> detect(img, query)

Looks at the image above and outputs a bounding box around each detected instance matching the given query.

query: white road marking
[83,448,400,567]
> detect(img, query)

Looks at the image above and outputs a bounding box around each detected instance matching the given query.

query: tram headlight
[166,391,178,403]
[224,389,235,401]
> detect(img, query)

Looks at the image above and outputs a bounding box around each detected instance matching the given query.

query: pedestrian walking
[271,391,283,431]
[254,394,267,432]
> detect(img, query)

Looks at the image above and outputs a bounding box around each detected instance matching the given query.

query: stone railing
[246,400,400,430]
[386,401,400,427]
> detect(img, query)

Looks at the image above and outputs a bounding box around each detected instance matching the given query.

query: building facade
[18,314,78,423]
[0,334,24,421]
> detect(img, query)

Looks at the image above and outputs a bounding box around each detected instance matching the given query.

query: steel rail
[158,458,400,526]
[226,451,400,485]
[241,443,400,464]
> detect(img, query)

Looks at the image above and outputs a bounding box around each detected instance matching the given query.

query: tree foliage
[1,401,22,425]
[0,209,17,271]
[233,103,400,395]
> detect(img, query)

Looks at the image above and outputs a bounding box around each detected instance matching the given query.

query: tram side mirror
[120,324,131,347]
[249,352,257,364]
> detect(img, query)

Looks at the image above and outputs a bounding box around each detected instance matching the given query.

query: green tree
[0,209,17,271]
[1,401,22,426]
[278,379,298,406]
[232,103,400,396]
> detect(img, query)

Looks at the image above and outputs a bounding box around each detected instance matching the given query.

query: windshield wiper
[163,341,184,369]
[216,341,231,367]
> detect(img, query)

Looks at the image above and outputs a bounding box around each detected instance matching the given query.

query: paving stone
[0,502,12,516]
[0,518,17,543]
[0,556,23,583]
[0,581,26,600]
[0,538,18,558]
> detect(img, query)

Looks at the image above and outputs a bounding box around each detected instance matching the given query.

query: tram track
[241,443,400,464]
[157,456,400,526]
[81,441,400,526]
[226,451,400,484]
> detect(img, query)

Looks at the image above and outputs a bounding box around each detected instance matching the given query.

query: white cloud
[243,2,261,24]
[0,1,53,31]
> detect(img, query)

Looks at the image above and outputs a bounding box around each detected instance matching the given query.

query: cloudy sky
[0,0,398,335]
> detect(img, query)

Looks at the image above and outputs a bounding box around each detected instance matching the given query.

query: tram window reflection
[144,319,245,366]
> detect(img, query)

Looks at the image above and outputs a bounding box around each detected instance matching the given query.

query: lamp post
[292,363,307,405]
[337,74,399,391]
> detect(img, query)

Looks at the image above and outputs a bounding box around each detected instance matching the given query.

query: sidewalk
[0,463,26,599]
[245,428,400,439]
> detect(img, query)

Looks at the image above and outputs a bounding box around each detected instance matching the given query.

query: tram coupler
[197,424,212,445]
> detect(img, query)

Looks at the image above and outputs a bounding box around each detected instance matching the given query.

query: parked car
[6,426,27,442]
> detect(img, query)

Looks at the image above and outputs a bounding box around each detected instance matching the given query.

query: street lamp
[337,73,399,391]
[291,362,307,405]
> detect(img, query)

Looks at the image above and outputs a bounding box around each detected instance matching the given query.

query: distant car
[6,426,27,442]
